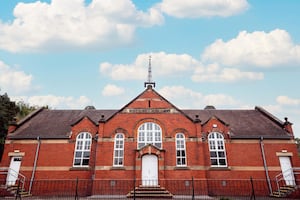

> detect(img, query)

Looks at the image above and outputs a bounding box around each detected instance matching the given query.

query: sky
[0,0,300,137]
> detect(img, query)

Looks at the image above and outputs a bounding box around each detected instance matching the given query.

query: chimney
[283,117,293,135]
[8,118,18,133]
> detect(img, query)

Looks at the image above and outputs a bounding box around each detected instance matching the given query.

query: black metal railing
[0,178,299,199]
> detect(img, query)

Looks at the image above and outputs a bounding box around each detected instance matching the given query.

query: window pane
[74,159,81,166]
[139,132,145,142]
[85,134,91,139]
[138,143,144,149]
[85,141,91,150]
[209,141,215,150]
[211,159,217,165]
[181,150,185,156]
[78,134,84,139]
[75,152,82,158]
[82,159,89,165]
[139,124,144,130]
[118,159,123,165]
[218,152,225,157]
[219,159,226,166]
[83,152,90,158]
[155,143,162,148]
[217,141,224,149]
[210,151,217,157]
[77,141,83,150]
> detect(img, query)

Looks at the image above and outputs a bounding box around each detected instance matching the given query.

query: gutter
[29,136,41,194]
[260,137,272,194]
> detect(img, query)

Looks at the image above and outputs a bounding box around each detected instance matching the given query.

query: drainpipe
[260,137,272,194]
[91,134,99,180]
[29,136,41,194]
[89,133,99,196]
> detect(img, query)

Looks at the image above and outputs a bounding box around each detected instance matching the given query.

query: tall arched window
[138,122,162,149]
[208,132,227,167]
[113,133,124,166]
[176,133,186,166]
[73,132,92,167]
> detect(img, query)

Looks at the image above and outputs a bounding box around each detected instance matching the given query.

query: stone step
[4,184,32,198]
[127,186,173,198]
[270,185,296,198]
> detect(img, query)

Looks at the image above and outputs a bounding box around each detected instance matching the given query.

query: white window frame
[208,132,227,167]
[138,122,162,149]
[73,132,92,167]
[113,133,124,166]
[176,133,187,166]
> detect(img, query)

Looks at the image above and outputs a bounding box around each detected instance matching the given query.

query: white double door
[6,156,22,186]
[142,155,158,186]
[279,156,295,186]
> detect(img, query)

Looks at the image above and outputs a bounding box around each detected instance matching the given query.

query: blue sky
[0,0,300,137]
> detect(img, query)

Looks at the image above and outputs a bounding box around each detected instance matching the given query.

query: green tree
[0,93,19,160]
[15,101,37,121]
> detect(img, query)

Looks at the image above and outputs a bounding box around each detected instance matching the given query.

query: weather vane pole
[144,55,155,88]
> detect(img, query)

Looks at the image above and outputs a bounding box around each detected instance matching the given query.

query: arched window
[73,132,92,167]
[138,122,162,149]
[113,133,124,166]
[176,133,186,166]
[208,132,227,167]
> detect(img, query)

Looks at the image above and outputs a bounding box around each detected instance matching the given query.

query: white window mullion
[176,133,186,166]
[208,132,227,167]
[113,133,124,166]
[137,122,162,149]
[73,132,92,167]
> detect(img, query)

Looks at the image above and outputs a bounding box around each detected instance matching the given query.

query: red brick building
[0,83,299,197]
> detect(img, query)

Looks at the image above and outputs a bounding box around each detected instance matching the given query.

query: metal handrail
[0,168,26,191]
[275,167,300,196]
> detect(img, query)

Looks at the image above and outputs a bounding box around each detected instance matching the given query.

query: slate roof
[8,109,117,139]
[183,107,291,139]
[8,106,291,140]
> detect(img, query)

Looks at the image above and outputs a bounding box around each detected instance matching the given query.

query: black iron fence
[0,178,299,199]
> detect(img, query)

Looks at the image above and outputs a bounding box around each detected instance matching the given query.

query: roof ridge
[255,106,284,126]
[17,107,45,126]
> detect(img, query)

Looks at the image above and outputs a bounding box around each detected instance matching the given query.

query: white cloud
[202,29,300,67]
[192,63,263,82]
[101,51,265,82]
[0,60,34,95]
[203,94,237,106]
[12,95,91,109]
[276,96,300,106]
[262,102,300,137]
[0,0,163,52]
[157,0,249,18]
[102,84,125,96]
[158,85,237,108]
[99,52,198,80]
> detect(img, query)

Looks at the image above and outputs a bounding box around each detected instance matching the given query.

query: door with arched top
[142,155,158,186]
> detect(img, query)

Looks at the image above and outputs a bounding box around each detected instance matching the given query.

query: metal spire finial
[148,55,152,83]
[144,55,155,88]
